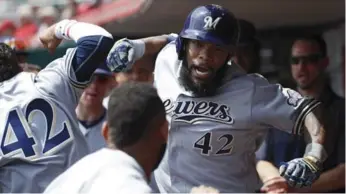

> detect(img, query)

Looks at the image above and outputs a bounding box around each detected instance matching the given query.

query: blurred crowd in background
[0,1,345,193]
[0,0,110,48]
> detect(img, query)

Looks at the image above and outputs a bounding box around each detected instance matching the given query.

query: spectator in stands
[256,35,345,193]
[31,6,59,48]
[61,0,103,19]
[0,20,16,37]
[76,65,115,153]
[14,4,38,45]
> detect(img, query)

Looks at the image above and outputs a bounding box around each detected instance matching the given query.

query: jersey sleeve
[34,35,114,106]
[251,78,321,135]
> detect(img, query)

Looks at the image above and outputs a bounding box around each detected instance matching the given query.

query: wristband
[129,39,145,60]
[54,19,78,40]
[304,143,328,163]
[167,33,178,43]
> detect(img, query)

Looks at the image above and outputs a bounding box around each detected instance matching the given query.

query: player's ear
[102,121,109,142]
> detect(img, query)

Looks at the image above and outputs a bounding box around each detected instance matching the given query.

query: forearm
[140,34,176,56]
[303,109,327,162]
[55,19,113,42]
[55,20,114,82]
[295,164,345,192]
[256,160,280,182]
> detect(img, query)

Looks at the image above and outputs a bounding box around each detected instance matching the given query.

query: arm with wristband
[40,19,114,84]
[251,84,327,188]
[106,33,177,72]
[279,105,327,188]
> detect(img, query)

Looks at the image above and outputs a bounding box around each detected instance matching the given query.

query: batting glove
[279,156,322,188]
[106,38,145,72]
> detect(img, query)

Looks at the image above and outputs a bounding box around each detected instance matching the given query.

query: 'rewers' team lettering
[163,99,233,124]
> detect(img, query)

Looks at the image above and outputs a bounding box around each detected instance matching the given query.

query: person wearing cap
[232,19,261,74]
[76,65,115,153]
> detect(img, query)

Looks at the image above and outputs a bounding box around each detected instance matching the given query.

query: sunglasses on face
[290,53,323,65]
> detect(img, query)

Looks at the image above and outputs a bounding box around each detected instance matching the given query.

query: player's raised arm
[40,19,113,85]
[250,78,327,188]
[35,20,113,105]
[106,34,177,72]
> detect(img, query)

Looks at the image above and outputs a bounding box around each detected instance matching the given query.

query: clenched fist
[39,24,62,53]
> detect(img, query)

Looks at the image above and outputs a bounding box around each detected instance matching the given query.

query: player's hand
[39,24,62,54]
[279,156,322,188]
[106,38,138,72]
[190,185,220,194]
[260,176,288,193]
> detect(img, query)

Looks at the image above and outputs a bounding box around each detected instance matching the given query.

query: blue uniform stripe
[70,35,114,87]
[292,98,321,135]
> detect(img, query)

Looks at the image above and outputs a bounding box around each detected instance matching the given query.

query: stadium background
[1,0,344,96]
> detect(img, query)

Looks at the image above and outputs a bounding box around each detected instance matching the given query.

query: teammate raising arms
[107,4,328,193]
[0,20,113,192]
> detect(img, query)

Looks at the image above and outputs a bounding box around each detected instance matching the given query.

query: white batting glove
[106,38,145,72]
[279,156,322,188]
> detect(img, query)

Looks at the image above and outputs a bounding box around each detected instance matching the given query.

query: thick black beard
[178,59,227,97]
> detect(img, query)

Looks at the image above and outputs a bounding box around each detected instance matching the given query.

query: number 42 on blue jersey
[0,98,73,160]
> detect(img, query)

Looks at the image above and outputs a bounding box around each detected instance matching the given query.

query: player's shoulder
[44,48,76,70]
[245,74,302,100]
[227,73,271,91]
[154,40,179,76]
[0,72,35,91]
[157,41,177,62]
[246,73,270,86]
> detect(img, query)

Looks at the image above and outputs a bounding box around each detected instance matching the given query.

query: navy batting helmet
[176,4,239,60]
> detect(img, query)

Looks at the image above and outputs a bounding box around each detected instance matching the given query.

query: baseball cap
[94,63,113,77]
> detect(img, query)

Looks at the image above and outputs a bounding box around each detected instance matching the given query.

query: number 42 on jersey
[0,98,73,160]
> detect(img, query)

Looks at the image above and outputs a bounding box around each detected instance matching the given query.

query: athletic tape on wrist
[129,39,145,60]
[167,33,178,42]
[54,19,78,40]
[304,143,328,163]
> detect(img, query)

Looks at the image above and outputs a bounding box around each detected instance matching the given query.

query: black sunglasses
[290,53,323,65]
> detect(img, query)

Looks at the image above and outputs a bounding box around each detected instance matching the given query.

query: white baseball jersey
[0,49,90,193]
[44,148,152,193]
[150,42,318,193]
[78,110,107,153]
[103,96,109,109]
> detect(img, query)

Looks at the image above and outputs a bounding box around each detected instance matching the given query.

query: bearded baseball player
[106,4,328,193]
